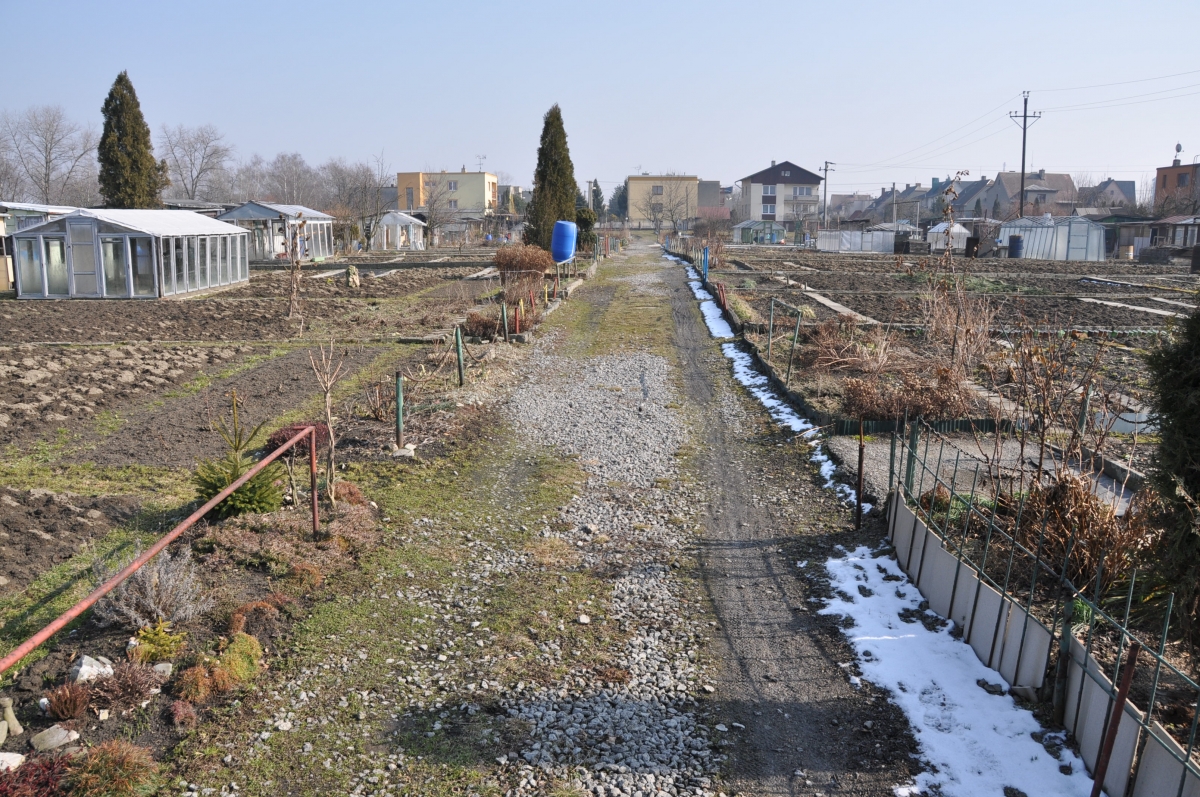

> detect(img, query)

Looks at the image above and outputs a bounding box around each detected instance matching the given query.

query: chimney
[932,177,941,188]
[1174,158,1182,167]
[462,165,467,173]
[905,184,911,190]
[771,160,776,167]
[1038,169,1045,179]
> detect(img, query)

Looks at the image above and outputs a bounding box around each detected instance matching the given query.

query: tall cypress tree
[524,104,577,250]
[98,71,168,208]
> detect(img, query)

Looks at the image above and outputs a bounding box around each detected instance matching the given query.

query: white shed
[12,209,248,299]
[927,222,970,252]
[217,202,334,263]
[370,211,426,251]
[999,215,1106,261]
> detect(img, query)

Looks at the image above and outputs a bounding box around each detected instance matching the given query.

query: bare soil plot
[224,264,477,300]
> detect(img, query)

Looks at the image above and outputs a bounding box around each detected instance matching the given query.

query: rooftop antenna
[475,154,486,172]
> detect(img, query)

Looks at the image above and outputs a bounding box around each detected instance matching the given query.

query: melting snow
[821,546,1094,797]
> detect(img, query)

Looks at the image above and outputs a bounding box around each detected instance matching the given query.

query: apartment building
[625,174,700,229]
[395,169,499,216]
[735,161,822,228]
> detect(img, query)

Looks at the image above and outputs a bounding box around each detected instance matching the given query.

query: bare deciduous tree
[421,171,457,248]
[159,124,233,201]
[308,338,347,511]
[319,154,392,251]
[264,152,319,206]
[633,186,666,234]
[661,178,693,232]
[1,106,97,204]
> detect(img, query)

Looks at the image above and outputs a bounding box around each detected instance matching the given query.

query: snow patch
[820,545,1094,797]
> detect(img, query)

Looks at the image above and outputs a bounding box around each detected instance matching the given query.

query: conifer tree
[524,104,577,250]
[98,71,168,208]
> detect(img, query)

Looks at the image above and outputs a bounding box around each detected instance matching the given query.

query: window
[448,180,458,191]
[1180,173,1191,187]
[16,238,43,295]
[449,200,458,210]
[44,238,68,295]
[174,237,187,292]
[405,187,414,210]
[220,237,230,284]
[651,185,664,195]
[762,204,776,215]
[240,236,249,279]
[762,185,776,196]
[198,238,209,288]
[159,238,173,294]
[792,186,812,197]
[1162,175,1168,188]
[130,238,154,296]
[651,203,663,213]
[782,170,790,177]
[101,237,128,297]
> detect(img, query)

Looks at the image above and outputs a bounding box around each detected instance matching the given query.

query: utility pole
[1009,92,1041,218]
[821,161,835,227]
[892,182,897,228]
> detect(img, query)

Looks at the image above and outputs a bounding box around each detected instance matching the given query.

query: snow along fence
[886,420,1200,797]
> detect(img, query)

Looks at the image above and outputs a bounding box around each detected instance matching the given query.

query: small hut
[12,209,248,299]
[927,222,970,252]
[370,211,426,251]
[217,202,334,263]
[999,215,1106,261]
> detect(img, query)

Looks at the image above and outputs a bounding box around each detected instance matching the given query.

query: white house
[735,161,822,229]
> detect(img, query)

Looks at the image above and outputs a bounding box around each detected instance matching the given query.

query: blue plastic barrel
[550,221,578,263]
[1008,234,1024,259]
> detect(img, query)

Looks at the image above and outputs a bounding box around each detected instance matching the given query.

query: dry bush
[0,752,71,794]
[169,700,198,732]
[1016,475,1160,589]
[89,663,167,713]
[362,380,395,422]
[336,481,367,506]
[804,317,896,375]
[494,243,553,280]
[502,273,545,306]
[65,739,159,797]
[266,423,330,456]
[173,665,211,704]
[842,368,976,421]
[45,682,89,720]
[919,276,998,371]
[283,562,323,593]
[91,546,213,630]
[464,308,502,339]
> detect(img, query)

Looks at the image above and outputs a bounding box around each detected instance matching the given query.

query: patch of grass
[0,460,192,500]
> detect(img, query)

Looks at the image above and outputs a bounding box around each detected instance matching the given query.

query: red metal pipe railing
[0,425,320,678]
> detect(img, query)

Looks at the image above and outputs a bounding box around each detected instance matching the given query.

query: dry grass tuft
[65,739,159,797]
[45,682,90,720]
[89,663,166,713]
[169,699,198,732]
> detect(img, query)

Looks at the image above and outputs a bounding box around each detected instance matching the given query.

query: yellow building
[625,175,699,230]
[396,169,499,216]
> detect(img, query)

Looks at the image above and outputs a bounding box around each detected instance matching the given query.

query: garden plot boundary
[886,421,1200,797]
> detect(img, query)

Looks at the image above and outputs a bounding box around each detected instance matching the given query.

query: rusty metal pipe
[309,425,320,541]
[0,425,317,678]
[1089,641,1141,797]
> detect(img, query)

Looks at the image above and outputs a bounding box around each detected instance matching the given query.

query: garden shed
[370,211,426,251]
[999,215,1105,261]
[13,209,248,299]
[216,201,334,263]
[927,222,970,252]
[733,220,788,244]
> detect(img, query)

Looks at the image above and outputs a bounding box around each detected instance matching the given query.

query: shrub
[173,665,210,704]
[265,423,330,457]
[129,620,186,664]
[0,753,71,796]
[463,308,501,339]
[842,369,975,421]
[219,633,263,684]
[494,243,553,279]
[89,663,166,713]
[336,481,366,506]
[208,665,237,693]
[92,546,213,630]
[45,682,89,720]
[169,700,197,732]
[65,740,159,797]
[284,563,323,593]
[193,451,285,519]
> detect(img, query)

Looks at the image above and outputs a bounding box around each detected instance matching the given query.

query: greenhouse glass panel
[16,238,43,295]
[188,237,202,290]
[131,238,155,296]
[160,238,174,294]
[220,237,230,283]
[240,236,248,279]
[44,238,68,294]
[174,237,187,292]
[198,238,209,287]
[101,237,128,297]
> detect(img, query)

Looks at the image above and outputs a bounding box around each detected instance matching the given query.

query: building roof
[379,211,426,226]
[1153,215,1200,225]
[0,201,78,215]
[217,201,333,221]
[952,178,991,208]
[993,171,1077,200]
[16,208,245,237]
[741,161,822,186]
[626,174,699,181]
[1000,214,1104,228]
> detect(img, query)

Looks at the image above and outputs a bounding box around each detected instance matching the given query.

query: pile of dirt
[0,488,140,595]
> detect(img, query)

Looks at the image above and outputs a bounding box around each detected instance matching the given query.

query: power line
[1033,68,1200,93]
[1043,88,1200,113]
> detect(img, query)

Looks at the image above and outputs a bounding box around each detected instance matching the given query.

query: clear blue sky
[6,0,1199,199]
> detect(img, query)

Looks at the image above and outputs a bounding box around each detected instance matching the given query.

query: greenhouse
[999,215,1105,261]
[13,209,248,299]
[217,202,334,262]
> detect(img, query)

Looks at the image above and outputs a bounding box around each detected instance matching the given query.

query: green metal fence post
[395,371,404,448]
[454,326,465,387]
[767,298,775,362]
[784,312,803,386]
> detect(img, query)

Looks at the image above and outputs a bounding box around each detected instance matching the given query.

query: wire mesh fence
[889,419,1200,797]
